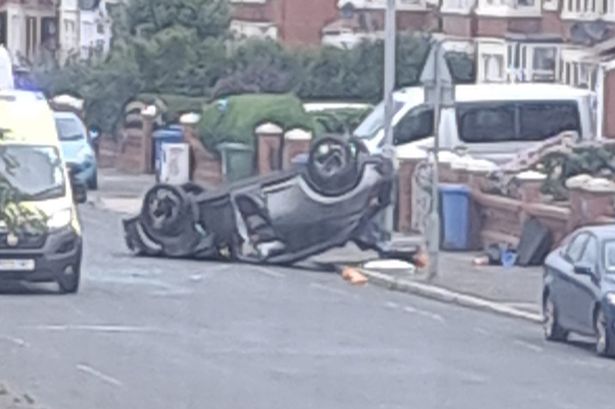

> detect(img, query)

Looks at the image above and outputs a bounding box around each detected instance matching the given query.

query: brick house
[230,0,339,45]
[0,0,58,65]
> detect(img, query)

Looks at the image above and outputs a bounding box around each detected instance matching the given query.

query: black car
[123,137,403,265]
[543,225,615,357]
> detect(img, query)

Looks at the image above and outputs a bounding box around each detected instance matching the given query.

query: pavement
[1,205,614,409]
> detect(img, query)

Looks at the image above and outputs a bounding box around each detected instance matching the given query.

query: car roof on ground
[53,111,81,120]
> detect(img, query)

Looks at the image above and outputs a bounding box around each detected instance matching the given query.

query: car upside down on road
[123,137,402,265]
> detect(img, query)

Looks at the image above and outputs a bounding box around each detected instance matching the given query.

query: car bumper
[67,161,96,183]
[0,227,82,283]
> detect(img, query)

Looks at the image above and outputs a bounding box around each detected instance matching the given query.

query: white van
[354,83,596,163]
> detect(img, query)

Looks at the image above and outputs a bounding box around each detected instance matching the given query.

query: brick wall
[442,14,475,37]
[475,16,541,37]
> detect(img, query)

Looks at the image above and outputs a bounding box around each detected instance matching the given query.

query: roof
[393,83,593,103]
[0,90,59,145]
[579,225,615,240]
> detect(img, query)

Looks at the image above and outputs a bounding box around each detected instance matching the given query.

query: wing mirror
[69,168,87,204]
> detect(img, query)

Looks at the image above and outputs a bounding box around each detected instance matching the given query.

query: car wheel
[140,184,204,257]
[543,293,568,341]
[58,262,81,294]
[307,136,360,196]
[88,169,98,190]
[595,309,615,357]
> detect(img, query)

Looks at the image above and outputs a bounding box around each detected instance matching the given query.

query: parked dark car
[543,225,615,357]
[123,137,405,265]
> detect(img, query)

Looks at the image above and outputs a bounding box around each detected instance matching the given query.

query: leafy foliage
[198,94,317,150]
[309,108,372,136]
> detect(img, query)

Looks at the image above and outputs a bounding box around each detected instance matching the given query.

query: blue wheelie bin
[153,125,184,181]
[439,184,473,251]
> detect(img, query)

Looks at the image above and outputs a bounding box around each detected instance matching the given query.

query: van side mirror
[574,262,594,277]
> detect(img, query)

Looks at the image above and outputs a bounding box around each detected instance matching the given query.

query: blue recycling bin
[439,184,472,251]
[153,125,184,179]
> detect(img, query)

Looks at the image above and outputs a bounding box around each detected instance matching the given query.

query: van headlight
[47,209,72,230]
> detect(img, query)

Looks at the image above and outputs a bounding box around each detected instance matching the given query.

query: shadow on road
[0,281,60,296]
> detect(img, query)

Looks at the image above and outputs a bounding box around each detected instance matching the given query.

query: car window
[457,103,516,143]
[579,236,598,270]
[394,106,434,145]
[604,240,615,274]
[565,233,589,263]
[519,102,580,140]
[55,116,86,141]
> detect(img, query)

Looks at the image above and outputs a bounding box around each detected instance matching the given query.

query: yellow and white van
[0,90,85,293]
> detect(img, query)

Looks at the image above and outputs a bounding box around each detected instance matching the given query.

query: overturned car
[123,137,398,265]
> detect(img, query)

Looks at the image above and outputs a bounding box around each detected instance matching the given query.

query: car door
[552,232,589,332]
[567,234,601,335]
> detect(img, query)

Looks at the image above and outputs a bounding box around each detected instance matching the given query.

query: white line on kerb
[24,324,168,334]
[253,266,285,279]
[0,335,28,347]
[76,364,123,387]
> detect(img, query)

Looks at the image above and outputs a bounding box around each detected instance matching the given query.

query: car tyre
[543,293,568,342]
[307,136,360,196]
[595,309,615,357]
[58,260,81,294]
[88,169,98,190]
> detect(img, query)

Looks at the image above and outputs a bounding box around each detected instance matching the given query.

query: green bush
[309,107,371,135]
[137,93,208,123]
[198,93,317,150]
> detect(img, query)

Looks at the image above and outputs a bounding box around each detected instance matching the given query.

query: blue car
[543,225,615,357]
[54,112,98,190]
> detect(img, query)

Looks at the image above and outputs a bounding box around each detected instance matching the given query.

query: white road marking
[23,324,170,334]
[309,282,350,296]
[0,335,28,347]
[253,266,285,279]
[513,339,543,353]
[385,301,400,309]
[76,364,122,387]
[400,304,445,323]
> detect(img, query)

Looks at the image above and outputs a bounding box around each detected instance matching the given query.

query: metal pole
[427,41,442,280]
[383,0,396,233]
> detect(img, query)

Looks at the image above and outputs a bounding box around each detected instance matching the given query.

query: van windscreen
[457,101,580,143]
[0,145,65,201]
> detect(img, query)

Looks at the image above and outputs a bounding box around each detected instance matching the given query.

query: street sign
[420,44,455,108]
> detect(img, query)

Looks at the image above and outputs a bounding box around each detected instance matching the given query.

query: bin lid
[216,142,254,152]
[153,127,183,139]
[439,183,471,194]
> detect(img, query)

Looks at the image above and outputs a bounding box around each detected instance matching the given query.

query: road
[0,206,614,409]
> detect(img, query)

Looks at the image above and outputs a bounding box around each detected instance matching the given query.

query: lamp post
[383,0,397,234]
[420,40,455,280]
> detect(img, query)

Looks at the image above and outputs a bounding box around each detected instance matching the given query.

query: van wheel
[58,263,81,294]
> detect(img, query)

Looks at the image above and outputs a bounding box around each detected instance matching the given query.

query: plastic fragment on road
[363,259,416,274]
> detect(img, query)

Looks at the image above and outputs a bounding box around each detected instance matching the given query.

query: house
[78,0,121,60]
[0,0,58,66]
[230,0,339,45]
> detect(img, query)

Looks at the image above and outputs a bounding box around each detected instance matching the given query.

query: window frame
[393,105,435,145]
[456,100,581,144]
[564,232,590,264]
[578,234,600,275]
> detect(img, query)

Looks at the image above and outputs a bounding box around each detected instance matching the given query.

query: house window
[562,0,602,15]
[531,46,558,81]
[477,0,541,14]
[441,0,475,11]
[26,17,37,58]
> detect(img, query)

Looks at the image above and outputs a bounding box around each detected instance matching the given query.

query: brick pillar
[283,128,312,170]
[516,170,547,225]
[569,181,615,229]
[255,123,284,175]
[141,105,157,174]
